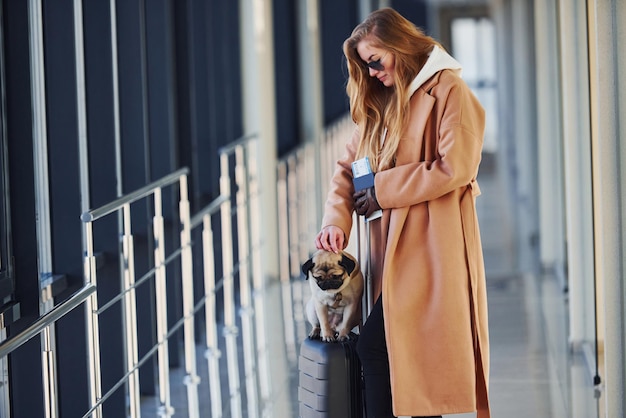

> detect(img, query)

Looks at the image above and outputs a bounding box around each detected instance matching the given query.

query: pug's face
[302,250,356,291]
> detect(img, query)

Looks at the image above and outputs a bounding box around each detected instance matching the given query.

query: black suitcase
[298,333,363,418]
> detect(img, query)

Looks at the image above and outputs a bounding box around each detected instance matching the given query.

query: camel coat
[321,69,490,417]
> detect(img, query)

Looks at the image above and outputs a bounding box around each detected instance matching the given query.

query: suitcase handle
[357,216,374,327]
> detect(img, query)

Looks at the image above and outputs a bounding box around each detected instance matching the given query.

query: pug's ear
[301,258,314,279]
[339,254,356,275]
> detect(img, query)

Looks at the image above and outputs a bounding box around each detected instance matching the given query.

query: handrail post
[235,145,259,418]
[304,143,318,256]
[202,212,223,417]
[0,329,9,418]
[287,156,300,279]
[220,151,242,418]
[276,162,290,285]
[153,189,173,417]
[121,204,141,417]
[83,221,103,418]
[276,161,297,363]
[41,326,58,418]
[296,149,308,265]
[179,175,200,418]
[248,138,271,411]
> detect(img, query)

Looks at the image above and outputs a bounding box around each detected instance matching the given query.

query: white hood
[380,46,463,149]
[407,45,463,97]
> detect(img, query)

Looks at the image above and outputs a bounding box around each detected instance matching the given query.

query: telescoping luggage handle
[352,156,377,324]
[357,216,375,325]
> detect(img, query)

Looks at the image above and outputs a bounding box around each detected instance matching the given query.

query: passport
[351,157,382,221]
[351,157,374,191]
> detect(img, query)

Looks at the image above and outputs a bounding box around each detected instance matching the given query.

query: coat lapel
[396,86,436,166]
[385,77,438,280]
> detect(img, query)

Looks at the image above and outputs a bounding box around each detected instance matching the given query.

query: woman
[315,8,491,418]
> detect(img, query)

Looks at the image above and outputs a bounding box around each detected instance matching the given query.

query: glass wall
[451,17,498,153]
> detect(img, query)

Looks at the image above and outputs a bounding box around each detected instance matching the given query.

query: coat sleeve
[320,127,360,238]
[375,74,486,209]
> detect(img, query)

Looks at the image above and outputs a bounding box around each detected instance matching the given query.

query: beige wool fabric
[321,69,491,418]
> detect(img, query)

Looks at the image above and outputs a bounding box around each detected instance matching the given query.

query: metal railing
[276,115,356,284]
[275,115,357,361]
[0,133,268,417]
[0,114,358,417]
[81,167,195,418]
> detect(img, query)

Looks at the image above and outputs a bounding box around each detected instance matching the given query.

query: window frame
[0,12,14,304]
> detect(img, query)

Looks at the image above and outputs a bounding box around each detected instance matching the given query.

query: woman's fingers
[315,226,343,253]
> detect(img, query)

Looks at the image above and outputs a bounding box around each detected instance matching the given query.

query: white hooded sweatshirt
[408,45,463,97]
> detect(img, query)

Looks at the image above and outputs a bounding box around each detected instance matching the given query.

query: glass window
[0,130,12,303]
[451,17,499,153]
[0,38,13,304]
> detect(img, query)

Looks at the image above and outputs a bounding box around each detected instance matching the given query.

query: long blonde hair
[343,8,441,171]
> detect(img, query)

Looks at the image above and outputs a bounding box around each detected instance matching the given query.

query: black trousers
[356,296,442,418]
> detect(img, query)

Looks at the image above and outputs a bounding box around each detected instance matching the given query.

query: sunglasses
[365,53,387,71]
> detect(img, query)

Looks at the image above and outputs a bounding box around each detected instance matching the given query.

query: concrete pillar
[296,0,324,225]
[534,0,565,277]
[558,0,596,348]
[511,0,540,274]
[358,0,374,21]
[377,0,391,9]
[587,0,626,416]
[239,0,279,280]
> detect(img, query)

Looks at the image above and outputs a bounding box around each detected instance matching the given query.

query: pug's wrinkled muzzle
[317,279,343,290]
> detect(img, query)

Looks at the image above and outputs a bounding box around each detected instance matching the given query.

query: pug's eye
[332,274,343,280]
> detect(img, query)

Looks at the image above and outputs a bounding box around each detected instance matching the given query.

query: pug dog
[302,250,364,342]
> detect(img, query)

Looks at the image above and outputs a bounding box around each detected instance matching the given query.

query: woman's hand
[315,225,346,254]
[353,187,381,218]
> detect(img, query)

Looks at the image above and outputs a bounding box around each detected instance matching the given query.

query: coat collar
[407,45,463,97]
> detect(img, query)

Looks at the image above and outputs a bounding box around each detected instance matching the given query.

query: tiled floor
[140,272,602,418]
[140,153,603,417]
